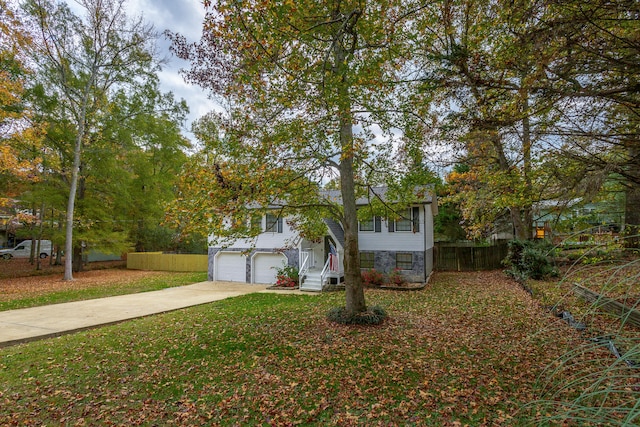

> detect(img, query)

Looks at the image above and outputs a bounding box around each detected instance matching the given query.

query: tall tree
[412,0,562,240]
[0,0,43,207]
[108,81,191,252]
[538,0,640,245]
[25,0,160,279]
[168,0,422,317]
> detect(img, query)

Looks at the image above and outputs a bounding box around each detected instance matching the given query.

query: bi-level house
[208,186,438,291]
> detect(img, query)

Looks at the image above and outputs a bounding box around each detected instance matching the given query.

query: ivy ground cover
[0,271,598,425]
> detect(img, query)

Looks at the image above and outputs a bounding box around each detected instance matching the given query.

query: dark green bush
[504,239,557,282]
[327,305,388,325]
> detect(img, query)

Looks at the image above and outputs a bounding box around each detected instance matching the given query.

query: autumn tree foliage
[24,0,164,278]
[409,0,562,240]
[0,0,44,207]
[537,0,640,245]
[168,0,424,317]
[412,0,639,240]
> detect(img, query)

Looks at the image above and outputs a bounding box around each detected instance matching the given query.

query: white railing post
[299,250,310,288]
[320,256,331,288]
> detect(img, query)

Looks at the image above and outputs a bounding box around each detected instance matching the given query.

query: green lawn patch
[0,272,207,312]
[0,271,604,425]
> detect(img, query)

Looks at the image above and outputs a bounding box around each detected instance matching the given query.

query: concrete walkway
[0,282,310,347]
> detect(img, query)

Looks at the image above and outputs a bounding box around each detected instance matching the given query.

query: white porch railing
[299,249,312,288]
[320,248,340,288]
[319,256,330,288]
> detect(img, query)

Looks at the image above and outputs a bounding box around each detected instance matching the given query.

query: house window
[359,217,374,232]
[250,214,263,232]
[360,252,374,269]
[395,208,413,231]
[390,207,420,232]
[265,213,283,233]
[359,216,381,232]
[396,253,413,270]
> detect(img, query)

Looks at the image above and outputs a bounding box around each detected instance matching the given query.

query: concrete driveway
[0,281,310,347]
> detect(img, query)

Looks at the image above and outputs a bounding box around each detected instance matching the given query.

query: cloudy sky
[65,0,216,144]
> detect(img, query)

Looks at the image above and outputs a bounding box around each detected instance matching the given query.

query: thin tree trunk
[64,69,94,280]
[521,93,533,240]
[29,205,36,264]
[73,244,84,273]
[64,131,83,280]
[36,201,45,270]
[624,141,640,248]
[55,211,63,265]
[510,207,527,240]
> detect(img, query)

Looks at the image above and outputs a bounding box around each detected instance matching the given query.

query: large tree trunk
[340,146,366,316]
[334,16,366,317]
[64,76,93,280]
[72,245,84,273]
[510,207,529,241]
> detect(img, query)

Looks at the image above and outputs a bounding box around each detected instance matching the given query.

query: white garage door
[253,253,287,284]
[215,252,246,282]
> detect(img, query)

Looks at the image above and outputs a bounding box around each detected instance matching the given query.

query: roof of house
[323,218,345,247]
[320,185,435,206]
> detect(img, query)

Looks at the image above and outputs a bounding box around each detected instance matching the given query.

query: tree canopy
[168,0,435,316]
[23,0,189,277]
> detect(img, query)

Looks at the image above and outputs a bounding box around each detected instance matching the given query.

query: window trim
[250,214,263,232]
[265,213,283,233]
[358,216,382,232]
[395,252,413,270]
[359,217,374,232]
[394,208,413,232]
[360,251,375,269]
[389,207,420,233]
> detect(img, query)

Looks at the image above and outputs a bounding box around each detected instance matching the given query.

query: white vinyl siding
[358,206,427,252]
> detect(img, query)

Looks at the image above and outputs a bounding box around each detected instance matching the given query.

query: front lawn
[0,271,208,311]
[0,271,621,425]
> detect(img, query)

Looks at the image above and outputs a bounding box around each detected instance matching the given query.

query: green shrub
[504,240,557,282]
[387,268,407,286]
[274,264,299,287]
[327,305,388,325]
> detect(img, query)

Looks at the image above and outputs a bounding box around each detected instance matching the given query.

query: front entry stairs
[300,269,323,292]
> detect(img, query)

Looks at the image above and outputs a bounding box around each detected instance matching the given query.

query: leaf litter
[0,270,616,425]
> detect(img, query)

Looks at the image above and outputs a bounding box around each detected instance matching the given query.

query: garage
[215,251,246,282]
[252,252,287,284]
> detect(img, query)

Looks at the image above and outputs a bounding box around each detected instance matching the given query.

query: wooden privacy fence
[434,243,509,271]
[127,252,208,272]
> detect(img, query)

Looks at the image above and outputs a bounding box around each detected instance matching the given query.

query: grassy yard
[1,270,616,426]
[0,271,208,312]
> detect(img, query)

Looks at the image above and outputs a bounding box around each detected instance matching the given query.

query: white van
[0,240,53,259]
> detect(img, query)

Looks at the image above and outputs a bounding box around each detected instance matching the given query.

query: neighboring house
[532,198,624,239]
[208,186,438,291]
